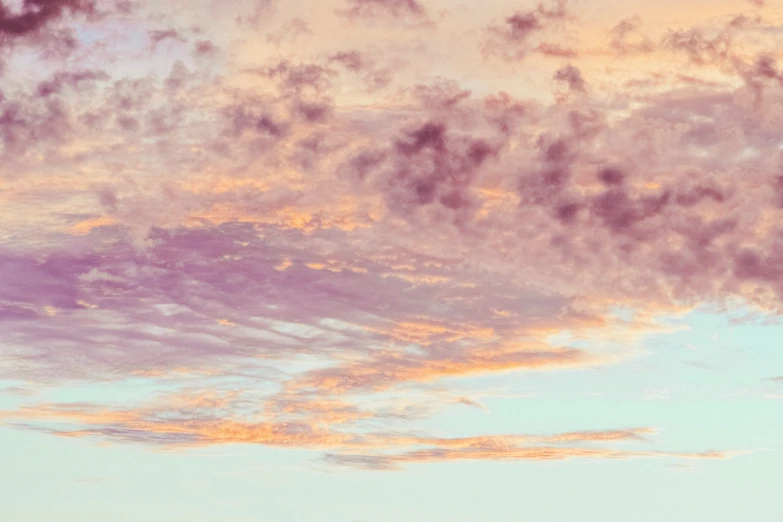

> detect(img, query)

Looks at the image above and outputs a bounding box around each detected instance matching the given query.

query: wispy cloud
[2,400,733,469]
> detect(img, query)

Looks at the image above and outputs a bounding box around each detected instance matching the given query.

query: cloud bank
[2,0,781,467]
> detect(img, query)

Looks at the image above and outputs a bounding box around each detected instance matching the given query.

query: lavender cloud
[483,0,572,60]
[1,0,779,466]
[0,0,94,37]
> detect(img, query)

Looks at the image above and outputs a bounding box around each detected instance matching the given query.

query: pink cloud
[338,0,428,22]
[0,0,95,37]
[1,0,781,467]
[482,0,573,61]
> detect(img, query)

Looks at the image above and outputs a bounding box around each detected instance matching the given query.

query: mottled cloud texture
[1,0,781,468]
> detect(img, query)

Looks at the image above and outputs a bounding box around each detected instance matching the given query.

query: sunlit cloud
[2,0,781,468]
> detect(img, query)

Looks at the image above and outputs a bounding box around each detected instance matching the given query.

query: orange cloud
[289,345,603,394]
[1,402,734,470]
[323,446,730,470]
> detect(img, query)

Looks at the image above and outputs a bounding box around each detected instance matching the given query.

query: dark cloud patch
[340,0,428,21]
[413,78,471,110]
[149,29,185,47]
[739,54,783,105]
[598,167,624,186]
[663,27,732,66]
[612,13,773,68]
[292,100,332,123]
[484,0,571,60]
[194,39,216,55]
[609,16,655,54]
[224,104,289,139]
[746,54,783,84]
[261,60,336,97]
[374,120,495,218]
[772,172,783,208]
[234,0,276,29]
[0,94,75,153]
[504,12,542,40]
[519,137,578,210]
[554,200,582,225]
[482,91,531,135]
[222,66,336,142]
[674,184,726,206]
[590,186,672,235]
[733,240,783,285]
[535,43,578,58]
[345,149,387,181]
[0,0,94,38]
[329,50,367,72]
[395,121,446,155]
[36,69,108,97]
[328,50,397,92]
[501,0,568,42]
[554,64,586,92]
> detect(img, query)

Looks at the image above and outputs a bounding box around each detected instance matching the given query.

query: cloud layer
[2,0,781,466]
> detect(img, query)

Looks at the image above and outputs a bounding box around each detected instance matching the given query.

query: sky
[1,0,783,520]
